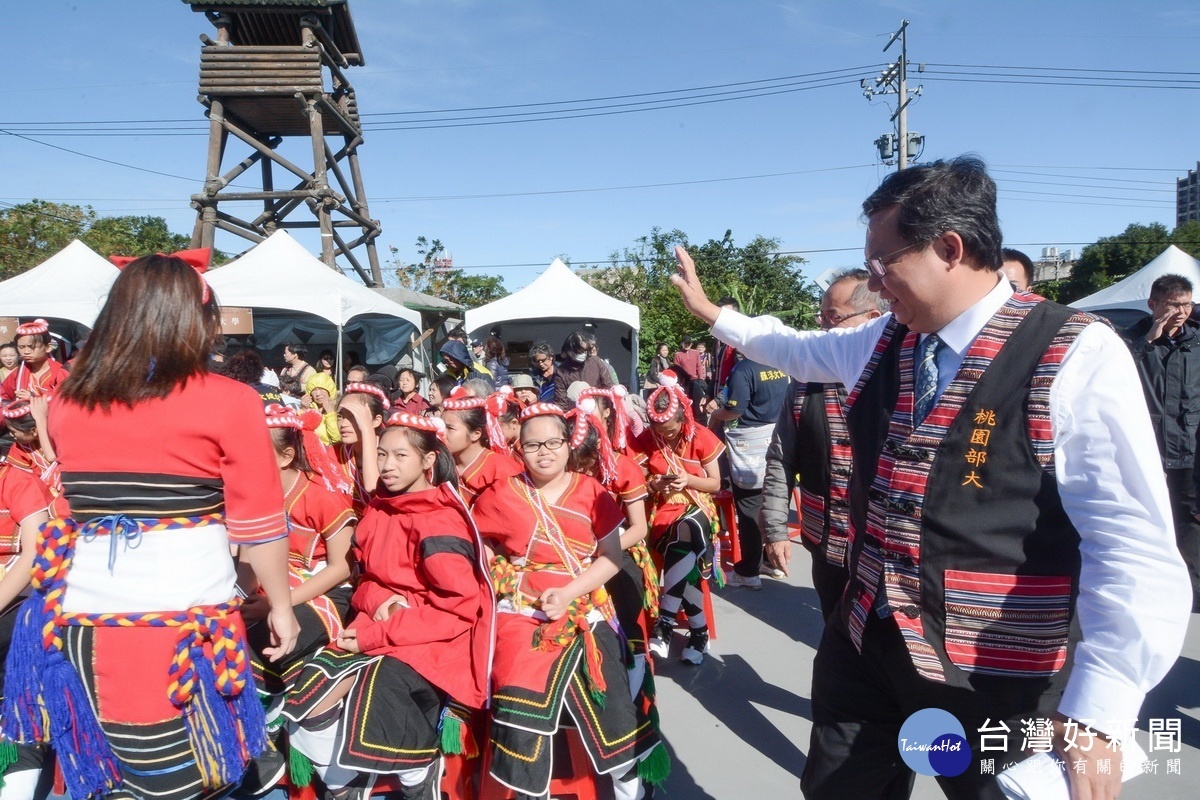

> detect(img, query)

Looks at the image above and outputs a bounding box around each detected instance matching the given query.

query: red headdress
[263,403,303,430]
[647,368,696,441]
[274,404,350,494]
[109,248,212,303]
[443,386,517,454]
[15,319,49,337]
[343,382,391,411]
[518,402,566,423]
[385,411,448,444]
[567,401,618,485]
[575,385,631,452]
[1,402,32,420]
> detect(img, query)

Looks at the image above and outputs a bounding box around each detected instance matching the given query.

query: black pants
[802,610,1061,800]
[731,483,764,577]
[809,554,849,621]
[1165,468,1200,600]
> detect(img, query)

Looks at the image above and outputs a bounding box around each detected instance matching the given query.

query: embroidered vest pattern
[796,385,853,567]
[844,296,1094,683]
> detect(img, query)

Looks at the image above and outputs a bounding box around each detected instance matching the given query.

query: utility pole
[862,20,923,171]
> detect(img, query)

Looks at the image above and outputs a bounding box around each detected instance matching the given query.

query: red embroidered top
[283,472,356,571]
[458,448,524,508]
[0,358,69,402]
[631,426,724,530]
[0,460,53,558]
[472,473,625,603]
[349,483,493,709]
[47,373,287,544]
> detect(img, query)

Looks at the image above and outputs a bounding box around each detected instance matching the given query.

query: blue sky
[5,1,1198,292]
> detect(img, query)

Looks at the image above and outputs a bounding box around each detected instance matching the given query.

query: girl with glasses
[472,403,668,800]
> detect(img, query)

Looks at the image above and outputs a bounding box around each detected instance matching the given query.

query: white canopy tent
[465,259,641,386]
[0,239,118,327]
[1071,245,1200,327]
[206,230,420,364]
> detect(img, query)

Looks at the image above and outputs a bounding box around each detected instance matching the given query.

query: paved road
[654,541,1200,799]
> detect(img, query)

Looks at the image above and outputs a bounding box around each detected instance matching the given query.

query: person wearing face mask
[758,269,887,611]
[552,331,614,408]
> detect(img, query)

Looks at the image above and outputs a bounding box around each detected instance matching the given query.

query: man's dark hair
[716,296,740,311]
[681,334,693,347]
[447,325,467,342]
[284,342,307,360]
[1150,274,1194,299]
[1001,248,1035,287]
[561,332,589,358]
[862,155,1004,271]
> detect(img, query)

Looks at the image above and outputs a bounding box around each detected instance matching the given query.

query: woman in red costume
[283,412,494,800]
[472,403,667,800]
[334,382,389,510]
[1,252,299,800]
[241,404,356,710]
[633,372,724,667]
[441,388,523,506]
[570,387,659,697]
[0,319,69,404]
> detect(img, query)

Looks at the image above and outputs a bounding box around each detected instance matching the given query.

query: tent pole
[337,324,344,393]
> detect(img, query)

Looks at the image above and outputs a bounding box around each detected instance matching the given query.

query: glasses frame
[864,242,921,279]
[520,437,567,455]
[818,309,872,327]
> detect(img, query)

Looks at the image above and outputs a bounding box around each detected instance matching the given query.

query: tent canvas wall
[206,231,420,364]
[1071,245,1200,328]
[0,239,118,328]
[464,259,641,386]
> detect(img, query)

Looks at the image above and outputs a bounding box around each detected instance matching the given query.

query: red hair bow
[109,248,212,303]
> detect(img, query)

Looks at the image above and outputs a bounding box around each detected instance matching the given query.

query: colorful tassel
[637,743,671,787]
[287,742,314,787]
[0,739,18,789]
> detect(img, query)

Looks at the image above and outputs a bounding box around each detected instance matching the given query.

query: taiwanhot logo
[897,708,972,777]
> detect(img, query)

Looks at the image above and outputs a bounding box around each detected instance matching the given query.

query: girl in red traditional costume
[0,320,69,404]
[1,252,299,800]
[570,387,659,696]
[0,412,54,797]
[283,412,494,800]
[441,389,523,506]
[3,398,67,522]
[634,372,724,667]
[334,382,389,510]
[472,403,667,800]
[241,405,356,714]
[0,342,18,385]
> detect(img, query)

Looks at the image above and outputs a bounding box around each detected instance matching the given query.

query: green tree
[584,227,818,371]
[1055,222,1200,304]
[0,200,208,279]
[387,236,507,308]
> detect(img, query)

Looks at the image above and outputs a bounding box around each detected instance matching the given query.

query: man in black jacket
[1126,273,1200,609]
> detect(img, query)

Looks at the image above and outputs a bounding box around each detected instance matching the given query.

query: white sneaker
[647,617,674,659]
[759,563,786,579]
[726,571,762,590]
[680,629,709,666]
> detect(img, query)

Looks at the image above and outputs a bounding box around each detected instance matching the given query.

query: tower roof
[182,0,364,65]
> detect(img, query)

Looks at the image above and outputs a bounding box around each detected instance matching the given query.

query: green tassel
[713,565,726,589]
[440,711,465,756]
[637,743,671,787]
[288,743,314,788]
[0,739,17,790]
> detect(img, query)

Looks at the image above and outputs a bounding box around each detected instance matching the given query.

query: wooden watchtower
[184,0,383,285]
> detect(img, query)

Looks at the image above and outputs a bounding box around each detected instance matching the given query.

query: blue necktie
[913,334,942,427]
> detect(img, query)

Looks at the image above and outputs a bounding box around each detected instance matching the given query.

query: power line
[924,62,1200,76]
[0,128,200,183]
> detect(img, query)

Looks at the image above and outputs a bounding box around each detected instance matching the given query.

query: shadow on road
[1141,654,1200,750]
[716,572,827,651]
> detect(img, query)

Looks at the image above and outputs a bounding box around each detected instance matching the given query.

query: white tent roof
[206,230,420,363]
[0,239,118,327]
[1071,245,1200,313]
[465,259,639,333]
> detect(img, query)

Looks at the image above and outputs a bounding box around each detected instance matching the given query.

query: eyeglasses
[864,242,921,279]
[532,356,552,365]
[818,309,872,327]
[520,437,566,454]
[1155,300,1195,312]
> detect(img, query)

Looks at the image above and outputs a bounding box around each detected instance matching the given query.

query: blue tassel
[1,596,122,798]
[1,597,50,744]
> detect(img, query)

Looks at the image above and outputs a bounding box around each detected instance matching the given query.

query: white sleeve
[1051,322,1191,735]
[710,309,890,390]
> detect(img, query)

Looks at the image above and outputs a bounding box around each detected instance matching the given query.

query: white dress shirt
[712,276,1191,736]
